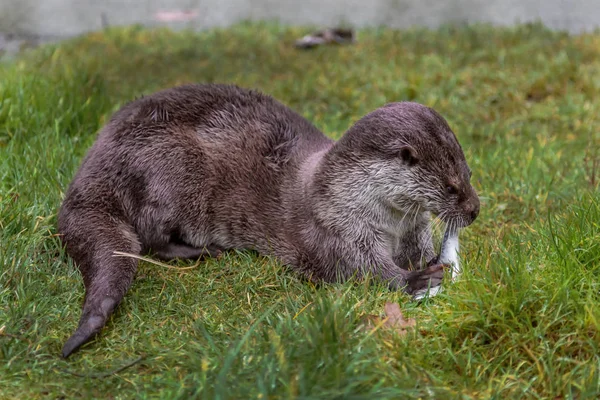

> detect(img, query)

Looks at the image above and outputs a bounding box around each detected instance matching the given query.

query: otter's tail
[59,208,141,358]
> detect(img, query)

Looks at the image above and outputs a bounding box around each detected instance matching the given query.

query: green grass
[1,22,600,399]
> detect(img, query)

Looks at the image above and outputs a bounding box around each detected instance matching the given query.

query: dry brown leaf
[383,302,416,332]
[360,302,416,336]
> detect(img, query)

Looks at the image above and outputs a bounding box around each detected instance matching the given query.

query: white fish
[413,224,460,300]
[439,224,460,279]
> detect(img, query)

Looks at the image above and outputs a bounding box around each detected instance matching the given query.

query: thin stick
[112,251,200,270]
[58,356,144,379]
[0,331,32,344]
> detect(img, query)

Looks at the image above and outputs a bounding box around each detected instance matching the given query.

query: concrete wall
[0,0,597,38]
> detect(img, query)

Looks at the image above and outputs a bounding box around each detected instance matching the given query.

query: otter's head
[337,102,479,228]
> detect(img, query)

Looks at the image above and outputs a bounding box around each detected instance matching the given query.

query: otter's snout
[462,192,480,225]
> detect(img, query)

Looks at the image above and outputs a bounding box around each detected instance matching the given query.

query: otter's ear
[399,145,419,166]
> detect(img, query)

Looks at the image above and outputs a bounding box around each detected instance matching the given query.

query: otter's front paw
[404,264,446,295]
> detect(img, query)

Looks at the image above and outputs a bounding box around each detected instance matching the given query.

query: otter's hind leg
[58,209,141,358]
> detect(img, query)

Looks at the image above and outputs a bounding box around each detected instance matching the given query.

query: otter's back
[72,84,332,251]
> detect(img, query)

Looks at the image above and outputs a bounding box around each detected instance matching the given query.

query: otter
[58,84,479,358]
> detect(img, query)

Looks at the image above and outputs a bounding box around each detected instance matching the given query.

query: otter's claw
[405,263,448,299]
[412,285,443,300]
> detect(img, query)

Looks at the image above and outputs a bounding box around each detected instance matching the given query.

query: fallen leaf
[383,302,416,334]
[360,302,416,336]
[385,303,416,333]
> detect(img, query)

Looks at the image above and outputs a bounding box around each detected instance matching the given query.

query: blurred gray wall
[0,0,597,37]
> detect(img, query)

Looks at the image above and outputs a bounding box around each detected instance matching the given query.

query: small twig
[58,356,144,379]
[0,331,32,344]
[112,251,200,270]
[293,302,313,320]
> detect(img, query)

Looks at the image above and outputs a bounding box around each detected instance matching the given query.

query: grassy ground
[1,22,599,399]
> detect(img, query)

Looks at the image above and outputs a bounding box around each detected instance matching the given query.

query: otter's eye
[446,185,459,195]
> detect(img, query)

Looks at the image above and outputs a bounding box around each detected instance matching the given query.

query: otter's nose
[470,206,479,221]
[467,199,480,221]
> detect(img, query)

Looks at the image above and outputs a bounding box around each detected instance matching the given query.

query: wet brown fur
[58,84,479,357]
